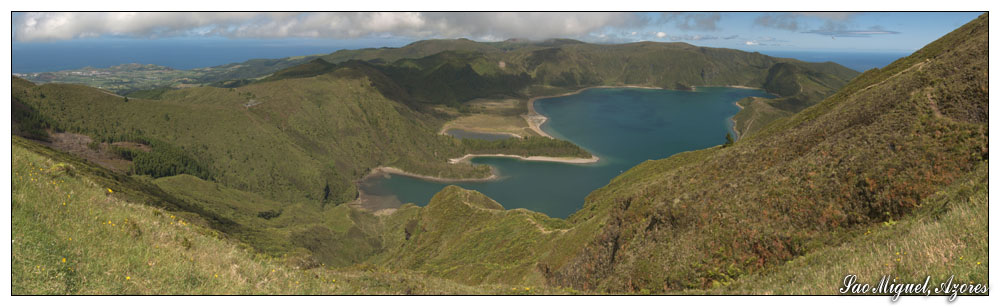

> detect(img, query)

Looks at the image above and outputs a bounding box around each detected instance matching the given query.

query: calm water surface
[361,87,773,218]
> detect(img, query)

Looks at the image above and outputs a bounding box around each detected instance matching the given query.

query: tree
[724,133,734,147]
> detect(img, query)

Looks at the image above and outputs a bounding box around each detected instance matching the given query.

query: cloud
[744,37,786,47]
[655,32,667,38]
[796,12,857,21]
[803,23,900,37]
[754,14,801,31]
[751,12,898,38]
[660,13,721,31]
[13,12,649,42]
[668,34,719,41]
[754,12,861,31]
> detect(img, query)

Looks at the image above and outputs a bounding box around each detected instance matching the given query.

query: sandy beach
[448,153,600,164]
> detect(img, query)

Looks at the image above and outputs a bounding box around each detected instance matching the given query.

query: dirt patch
[42,132,133,171]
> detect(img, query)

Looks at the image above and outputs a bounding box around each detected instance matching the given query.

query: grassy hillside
[11,67,588,265]
[11,139,565,294]
[12,71,586,205]
[536,13,988,292]
[704,161,987,294]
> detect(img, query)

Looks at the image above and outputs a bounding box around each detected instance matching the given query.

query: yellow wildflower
[214,274,218,278]
[977,262,981,265]
[62,258,66,263]
[126,276,131,280]
[107,188,113,193]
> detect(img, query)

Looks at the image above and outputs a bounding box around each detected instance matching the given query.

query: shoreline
[448,153,600,164]
[351,166,498,212]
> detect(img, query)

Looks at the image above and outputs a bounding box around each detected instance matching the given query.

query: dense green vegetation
[11,14,987,295]
[462,136,591,158]
[13,74,537,204]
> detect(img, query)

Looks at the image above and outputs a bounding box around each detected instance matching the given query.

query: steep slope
[706,161,987,294]
[541,13,988,292]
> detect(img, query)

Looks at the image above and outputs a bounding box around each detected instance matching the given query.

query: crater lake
[360,87,774,218]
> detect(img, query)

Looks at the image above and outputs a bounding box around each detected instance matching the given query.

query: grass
[443,113,538,137]
[12,141,570,294]
[702,162,988,295]
[731,97,793,139]
[440,98,541,138]
[535,13,988,293]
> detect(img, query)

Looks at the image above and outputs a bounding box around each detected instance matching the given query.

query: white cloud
[13,12,649,42]
[656,32,667,38]
[744,40,759,46]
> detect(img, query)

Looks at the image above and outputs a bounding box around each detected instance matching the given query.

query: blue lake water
[361,87,774,218]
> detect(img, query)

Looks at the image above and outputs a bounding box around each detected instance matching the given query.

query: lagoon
[361,87,773,218]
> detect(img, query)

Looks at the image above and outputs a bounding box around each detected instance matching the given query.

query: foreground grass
[10,143,565,294]
[700,162,988,295]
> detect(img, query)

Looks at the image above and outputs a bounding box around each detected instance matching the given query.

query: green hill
[315,39,859,116]
[11,138,565,294]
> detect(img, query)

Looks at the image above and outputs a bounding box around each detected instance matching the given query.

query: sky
[10,12,984,72]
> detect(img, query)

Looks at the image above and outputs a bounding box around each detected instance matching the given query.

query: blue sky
[10,12,983,72]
